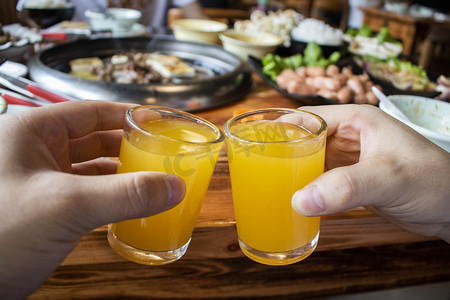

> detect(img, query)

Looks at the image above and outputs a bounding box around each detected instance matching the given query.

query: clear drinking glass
[224,108,327,266]
[108,105,224,265]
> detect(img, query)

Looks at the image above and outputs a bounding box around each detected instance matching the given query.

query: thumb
[60,172,186,231]
[291,158,402,216]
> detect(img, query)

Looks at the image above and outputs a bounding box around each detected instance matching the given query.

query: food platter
[248,55,341,105]
[27,36,253,112]
[352,56,441,98]
[249,54,441,106]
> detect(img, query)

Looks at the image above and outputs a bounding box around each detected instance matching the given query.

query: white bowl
[379,95,450,152]
[85,8,142,33]
[219,29,283,61]
[171,19,228,44]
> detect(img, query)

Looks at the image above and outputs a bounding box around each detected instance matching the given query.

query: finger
[291,156,410,216]
[69,130,123,163]
[299,104,379,137]
[72,158,118,175]
[298,105,346,136]
[22,100,135,139]
[55,172,186,233]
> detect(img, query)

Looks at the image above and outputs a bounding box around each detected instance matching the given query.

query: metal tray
[27,36,253,112]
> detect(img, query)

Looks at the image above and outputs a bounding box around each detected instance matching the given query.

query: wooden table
[29,75,450,299]
[360,6,450,61]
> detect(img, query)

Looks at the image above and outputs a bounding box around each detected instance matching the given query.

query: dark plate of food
[249,52,381,106]
[0,23,42,62]
[343,25,441,98]
[352,56,441,98]
[249,55,334,105]
[28,36,253,112]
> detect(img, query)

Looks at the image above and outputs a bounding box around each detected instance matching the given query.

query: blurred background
[1,0,449,76]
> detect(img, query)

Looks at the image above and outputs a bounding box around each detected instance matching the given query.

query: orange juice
[110,117,223,257]
[226,118,326,265]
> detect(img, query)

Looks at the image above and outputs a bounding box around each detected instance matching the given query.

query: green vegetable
[394,59,427,78]
[366,55,429,80]
[375,26,402,46]
[328,51,341,64]
[376,27,390,43]
[364,54,386,63]
[313,57,330,68]
[304,42,323,65]
[262,53,303,81]
[283,53,303,70]
[358,25,373,37]
[345,28,359,37]
[261,42,342,81]
[352,25,397,44]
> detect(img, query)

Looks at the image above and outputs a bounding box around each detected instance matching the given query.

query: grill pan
[27,36,252,112]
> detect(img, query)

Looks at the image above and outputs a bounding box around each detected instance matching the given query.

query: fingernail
[292,185,325,216]
[166,175,186,207]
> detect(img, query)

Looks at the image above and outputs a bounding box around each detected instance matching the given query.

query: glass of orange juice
[224,108,327,266]
[108,105,224,265]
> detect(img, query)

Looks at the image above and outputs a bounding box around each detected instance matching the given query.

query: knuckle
[127,173,168,218]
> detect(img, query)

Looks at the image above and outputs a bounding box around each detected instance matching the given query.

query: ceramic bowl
[219,29,283,61]
[379,95,450,152]
[85,8,142,33]
[171,19,228,44]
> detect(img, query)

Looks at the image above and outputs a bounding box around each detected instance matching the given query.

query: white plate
[0,61,28,77]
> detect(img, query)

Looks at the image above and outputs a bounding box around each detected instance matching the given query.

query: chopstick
[0,88,48,107]
[1,93,42,107]
[0,76,35,98]
[0,70,78,104]
[27,84,71,103]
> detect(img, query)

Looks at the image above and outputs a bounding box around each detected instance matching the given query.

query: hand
[291,104,450,242]
[0,101,185,299]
